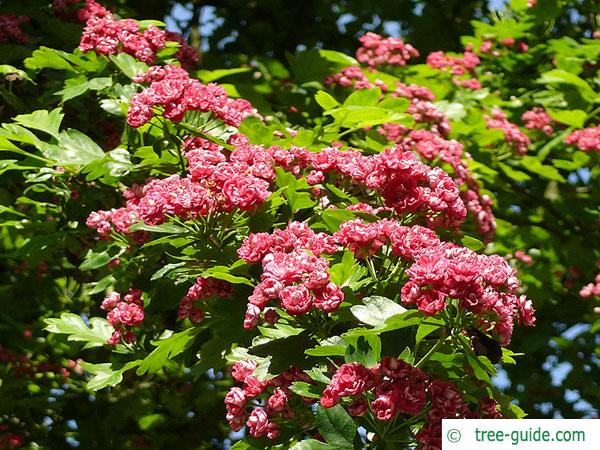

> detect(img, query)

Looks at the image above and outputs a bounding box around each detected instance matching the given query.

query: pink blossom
[279,285,313,315]
[356,32,419,67]
[565,125,600,152]
[246,408,269,437]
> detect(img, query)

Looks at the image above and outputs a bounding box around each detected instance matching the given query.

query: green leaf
[275,167,316,210]
[230,442,261,450]
[129,222,187,234]
[343,88,381,107]
[319,49,359,67]
[138,413,167,431]
[0,64,33,82]
[24,46,74,71]
[57,76,113,102]
[136,328,200,375]
[80,360,141,391]
[110,53,149,79]
[44,313,113,349]
[329,250,368,289]
[547,109,587,128]
[379,310,424,332]
[151,262,186,281]
[289,381,322,398]
[197,67,251,83]
[290,440,335,450]
[461,235,485,251]
[306,336,346,357]
[41,129,105,167]
[537,69,598,103]
[80,244,127,271]
[344,334,381,367]
[315,404,355,449]
[521,156,566,182]
[351,296,407,328]
[13,108,64,138]
[415,318,445,346]
[326,105,408,130]
[499,162,531,182]
[320,209,357,232]
[201,264,253,286]
[315,90,339,110]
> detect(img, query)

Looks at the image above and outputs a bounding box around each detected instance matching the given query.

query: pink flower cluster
[485,108,531,155]
[579,273,600,298]
[271,144,466,228]
[52,0,110,23]
[128,65,255,127]
[324,66,387,91]
[321,359,502,449]
[417,384,501,450]
[407,99,451,136]
[87,137,274,239]
[426,50,480,75]
[453,77,482,90]
[356,32,419,68]
[565,125,600,152]
[521,107,554,135]
[238,222,342,328]
[508,250,533,265]
[80,17,167,63]
[225,361,313,439]
[392,82,435,101]
[178,277,233,323]
[80,15,199,68]
[333,218,514,333]
[402,242,535,344]
[0,14,29,44]
[404,130,496,240]
[101,289,145,345]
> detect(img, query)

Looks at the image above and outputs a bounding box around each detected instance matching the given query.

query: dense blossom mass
[521,107,554,135]
[101,289,145,345]
[0,14,29,44]
[79,16,199,67]
[356,32,419,67]
[128,65,255,127]
[485,108,531,155]
[178,277,233,323]
[565,125,600,152]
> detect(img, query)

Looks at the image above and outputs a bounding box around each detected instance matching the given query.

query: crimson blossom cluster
[100,289,145,344]
[52,0,110,23]
[178,277,233,323]
[320,358,503,450]
[127,65,255,127]
[237,222,342,328]
[579,272,600,299]
[356,32,420,68]
[239,215,534,344]
[86,134,274,242]
[565,125,600,152]
[0,14,29,44]
[485,108,531,156]
[225,361,316,439]
[521,107,555,136]
[79,11,199,68]
[323,39,496,241]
